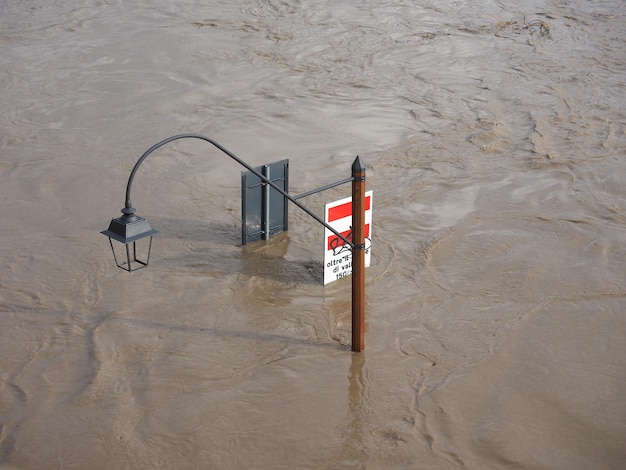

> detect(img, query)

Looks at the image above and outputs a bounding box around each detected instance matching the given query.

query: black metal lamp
[101,206,157,272]
[100,133,354,273]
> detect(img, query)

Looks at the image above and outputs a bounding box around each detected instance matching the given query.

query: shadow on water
[149,216,324,284]
[108,316,347,351]
[149,216,241,244]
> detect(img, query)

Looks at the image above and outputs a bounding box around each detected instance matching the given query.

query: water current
[1,0,625,468]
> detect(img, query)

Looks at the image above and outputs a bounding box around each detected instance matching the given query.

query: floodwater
[1,0,625,468]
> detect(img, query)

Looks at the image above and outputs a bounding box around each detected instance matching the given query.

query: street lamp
[101,207,157,272]
[101,133,354,273]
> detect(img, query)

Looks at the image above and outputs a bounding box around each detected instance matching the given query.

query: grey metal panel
[241,159,288,245]
[267,159,289,236]
[241,171,263,244]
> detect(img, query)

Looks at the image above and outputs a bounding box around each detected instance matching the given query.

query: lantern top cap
[101,210,158,244]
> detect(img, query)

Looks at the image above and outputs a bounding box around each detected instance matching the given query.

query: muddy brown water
[1,1,625,468]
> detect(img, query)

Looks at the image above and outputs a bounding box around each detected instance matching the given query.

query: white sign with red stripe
[323,190,372,285]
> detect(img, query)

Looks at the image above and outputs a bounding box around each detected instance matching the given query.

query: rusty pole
[351,156,366,352]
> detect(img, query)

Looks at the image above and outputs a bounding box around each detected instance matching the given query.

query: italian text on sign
[323,190,372,285]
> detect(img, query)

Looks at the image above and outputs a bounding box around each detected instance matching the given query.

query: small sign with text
[323,191,372,285]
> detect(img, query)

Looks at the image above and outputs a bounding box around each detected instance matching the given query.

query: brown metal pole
[351,156,366,352]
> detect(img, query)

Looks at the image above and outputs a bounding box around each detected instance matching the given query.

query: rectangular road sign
[324,190,372,285]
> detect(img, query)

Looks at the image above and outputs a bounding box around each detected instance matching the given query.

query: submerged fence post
[351,156,366,352]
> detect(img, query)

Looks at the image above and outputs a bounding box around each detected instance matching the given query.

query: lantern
[101,207,158,272]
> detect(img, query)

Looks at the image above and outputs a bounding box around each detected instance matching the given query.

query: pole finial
[352,155,365,173]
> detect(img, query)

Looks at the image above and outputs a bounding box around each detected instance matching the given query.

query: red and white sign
[324,190,372,285]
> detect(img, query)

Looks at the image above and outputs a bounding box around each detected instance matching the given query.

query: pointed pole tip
[352,155,365,172]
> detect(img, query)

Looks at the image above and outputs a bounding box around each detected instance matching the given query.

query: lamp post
[101,133,367,350]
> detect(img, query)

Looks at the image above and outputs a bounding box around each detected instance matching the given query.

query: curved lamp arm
[122,133,355,248]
